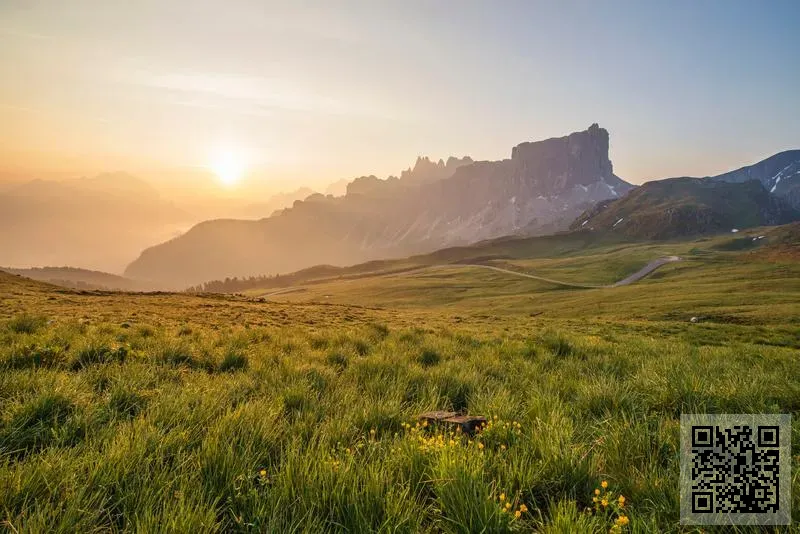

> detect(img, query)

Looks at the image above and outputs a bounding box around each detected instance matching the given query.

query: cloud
[119,68,408,122]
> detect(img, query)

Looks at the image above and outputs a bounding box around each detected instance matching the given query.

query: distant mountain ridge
[0,172,190,273]
[126,124,633,287]
[712,150,800,209]
[0,170,325,273]
[1,266,158,292]
[570,154,800,238]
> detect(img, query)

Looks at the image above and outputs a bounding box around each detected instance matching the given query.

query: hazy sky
[1,0,798,191]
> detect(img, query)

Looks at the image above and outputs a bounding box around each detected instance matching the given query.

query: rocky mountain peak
[125,125,634,287]
[510,124,615,195]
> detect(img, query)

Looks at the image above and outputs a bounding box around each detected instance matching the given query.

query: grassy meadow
[1,226,799,533]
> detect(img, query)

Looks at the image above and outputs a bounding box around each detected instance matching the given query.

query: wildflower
[519,504,528,513]
[601,480,608,489]
[595,489,601,495]
[514,510,521,518]
[259,469,267,477]
[505,502,512,510]
[615,515,629,526]
[478,442,484,450]
[601,499,608,507]
[592,497,598,503]
[499,493,505,502]
[500,444,507,451]
[618,495,626,506]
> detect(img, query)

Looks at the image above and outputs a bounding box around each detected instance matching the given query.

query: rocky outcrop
[125,125,632,287]
[511,123,615,194]
[399,155,474,184]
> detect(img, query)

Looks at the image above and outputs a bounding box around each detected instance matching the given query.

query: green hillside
[571,178,798,239]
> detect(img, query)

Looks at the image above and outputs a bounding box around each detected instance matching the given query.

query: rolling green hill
[570,178,798,239]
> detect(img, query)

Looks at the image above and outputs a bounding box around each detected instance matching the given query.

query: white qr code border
[680,413,791,525]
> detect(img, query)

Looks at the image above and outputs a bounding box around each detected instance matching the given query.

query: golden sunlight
[210,148,247,186]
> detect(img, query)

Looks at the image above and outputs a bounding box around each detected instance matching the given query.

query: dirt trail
[259,257,683,299]
[458,256,682,289]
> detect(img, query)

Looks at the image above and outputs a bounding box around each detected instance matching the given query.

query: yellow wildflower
[618,495,626,506]
[505,502,512,510]
[601,480,608,489]
[259,469,267,477]
[500,444,507,451]
[519,504,528,513]
[595,489,601,495]
[499,493,505,502]
[615,515,629,526]
[478,442,484,450]
[601,499,608,507]
[514,510,521,518]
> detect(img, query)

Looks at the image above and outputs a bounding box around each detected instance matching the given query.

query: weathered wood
[418,411,458,424]
[441,415,488,435]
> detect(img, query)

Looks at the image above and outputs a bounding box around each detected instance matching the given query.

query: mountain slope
[125,124,632,287]
[570,177,798,238]
[712,150,800,209]
[0,266,160,291]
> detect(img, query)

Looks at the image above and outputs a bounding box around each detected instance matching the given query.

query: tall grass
[1,312,798,532]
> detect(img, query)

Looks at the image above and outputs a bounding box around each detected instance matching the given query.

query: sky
[1,0,799,193]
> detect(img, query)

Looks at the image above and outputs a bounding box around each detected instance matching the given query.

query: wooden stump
[417,412,487,435]
[418,411,458,425]
[441,415,487,435]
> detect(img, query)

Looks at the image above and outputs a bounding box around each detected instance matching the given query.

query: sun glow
[210,148,247,186]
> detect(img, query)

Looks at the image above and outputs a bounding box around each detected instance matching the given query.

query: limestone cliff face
[511,123,614,194]
[126,125,632,287]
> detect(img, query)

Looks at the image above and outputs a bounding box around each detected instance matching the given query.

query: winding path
[259,256,683,299]
[454,256,682,289]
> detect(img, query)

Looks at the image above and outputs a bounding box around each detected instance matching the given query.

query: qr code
[680,414,791,525]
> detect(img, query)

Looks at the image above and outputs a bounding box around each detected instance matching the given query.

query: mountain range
[0,173,318,273]
[6,125,798,290]
[0,173,189,273]
[125,124,634,287]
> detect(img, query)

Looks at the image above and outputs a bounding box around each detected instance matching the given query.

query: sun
[210,149,247,186]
